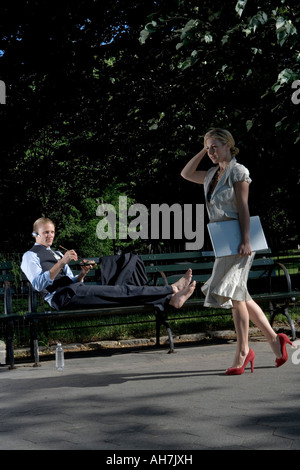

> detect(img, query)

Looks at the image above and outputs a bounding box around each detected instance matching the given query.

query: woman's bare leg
[245,299,281,358]
[230,300,250,368]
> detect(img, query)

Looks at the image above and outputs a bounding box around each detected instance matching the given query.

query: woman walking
[181,128,292,375]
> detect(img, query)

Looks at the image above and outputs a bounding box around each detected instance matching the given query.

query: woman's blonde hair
[204,128,239,157]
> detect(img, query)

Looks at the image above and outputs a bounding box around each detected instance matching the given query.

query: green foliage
[50,185,147,257]
[0,0,299,254]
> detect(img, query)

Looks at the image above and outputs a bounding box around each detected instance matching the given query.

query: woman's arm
[181,148,208,184]
[234,181,252,256]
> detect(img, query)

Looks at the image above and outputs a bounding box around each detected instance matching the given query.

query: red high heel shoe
[275,333,293,368]
[225,349,255,375]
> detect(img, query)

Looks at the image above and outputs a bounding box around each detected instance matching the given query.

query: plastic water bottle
[55,343,64,371]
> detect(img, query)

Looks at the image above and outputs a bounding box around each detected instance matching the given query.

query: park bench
[0,262,22,368]
[0,250,299,368]
[1,259,171,368]
[20,250,300,357]
[22,257,176,368]
[141,249,299,350]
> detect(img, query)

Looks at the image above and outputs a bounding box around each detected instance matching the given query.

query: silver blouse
[203,157,252,223]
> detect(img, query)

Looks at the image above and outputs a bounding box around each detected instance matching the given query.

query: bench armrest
[24,280,38,312]
[4,281,13,315]
[270,261,293,294]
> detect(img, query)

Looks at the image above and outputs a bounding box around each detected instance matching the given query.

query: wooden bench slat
[0,274,15,282]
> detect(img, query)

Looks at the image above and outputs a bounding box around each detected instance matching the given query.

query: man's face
[36,223,55,247]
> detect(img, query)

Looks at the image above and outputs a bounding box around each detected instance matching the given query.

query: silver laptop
[207,216,268,258]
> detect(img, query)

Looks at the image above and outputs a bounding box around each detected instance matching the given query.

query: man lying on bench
[21,217,196,312]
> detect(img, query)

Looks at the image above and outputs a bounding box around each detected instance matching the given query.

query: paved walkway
[0,337,299,451]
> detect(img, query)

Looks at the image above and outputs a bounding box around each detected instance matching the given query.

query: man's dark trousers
[52,283,173,311]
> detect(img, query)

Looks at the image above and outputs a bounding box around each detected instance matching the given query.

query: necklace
[216,167,226,181]
[210,166,225,190]
[207,164,230,202]
[208,167,223,197]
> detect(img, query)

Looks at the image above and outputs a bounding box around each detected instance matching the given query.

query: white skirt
[201,253,255,309]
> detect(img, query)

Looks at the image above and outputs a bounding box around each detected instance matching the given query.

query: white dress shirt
[21,245,77,307]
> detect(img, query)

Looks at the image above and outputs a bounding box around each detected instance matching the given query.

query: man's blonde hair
[204,128,239,157]
[33,217,55,234]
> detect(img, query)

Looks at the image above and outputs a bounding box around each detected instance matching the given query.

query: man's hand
[61,249,78,265]
[78,259,96,282]
[49,249,78,280]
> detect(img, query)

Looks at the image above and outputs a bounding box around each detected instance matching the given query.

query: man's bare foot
[172,269,192,292]
[169,281,196,309]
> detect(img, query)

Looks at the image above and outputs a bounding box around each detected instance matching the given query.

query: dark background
[0,0,299,256]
